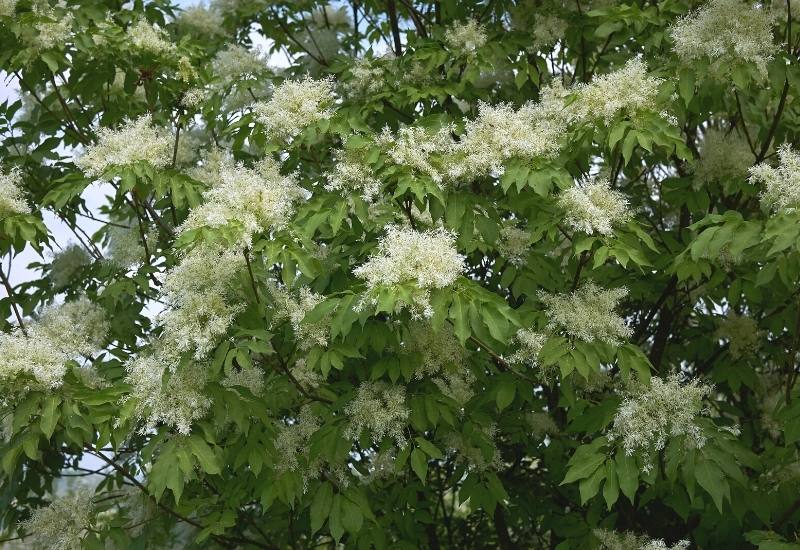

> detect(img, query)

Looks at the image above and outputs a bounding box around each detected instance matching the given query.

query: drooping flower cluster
[448,84,570,180]
[48,243,91,289]
[124,353,211,435]
[0,166,30,218]
[670,0,776,79]
[253,76,335,140]
[608,374,714,472]
[507,329,547,369]
[444,20,487,54]
[354,226,465,318]
[344,382,410,447]
[19,488,94,550]
[106,223,157,269]
[377,125,455,184]
[750,144,800,212]
[594,529,691,550]
[324,147,382,202]
[158,246,245,359]
[222,365,265,396]
[212,44,269,81]
[539,282,632,344]
[571,59,662,125]
[129,19,176,55]
[558,177,631,236]
[177,5,225,37]
[404,322,463,378]
[532,16,568,51]
[268,283,330,350]
[27,2,74,50]
[76,114,172,177]
[496,224,532,266]
[715,311,761,359]
[0,297,108,390]
[0,0,16,17]
[343,56,386,97]
[180,158,302,246]
[694,128,754,184]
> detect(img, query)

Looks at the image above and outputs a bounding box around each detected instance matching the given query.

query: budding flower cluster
[0,297,108,390]
[558,177,631,236]
[253,76,335,140]
[539,282,631,344]
[496,224,532,267]
[268,283,330,350]
[694,128,754,184]
[76,114,172,178]
[670,0,776,79]
[377,125,455,184]
[354,226,465,318]
[609,374,714,472]
[715,311,761,359]
[177,5,225,37]
[750,144,800,212]
[444,20,487,54]
[325,147,382,203]
[19,488,94,550]
[0,166,30,218]
[507,329,547,369]
[129,19,176,55]
[48,244,91,289]
[345,382,410,447]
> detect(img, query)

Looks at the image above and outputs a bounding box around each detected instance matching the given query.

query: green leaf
[603,461,620,510]
[562,452,605,485]
[615,451,639,502]
[579,466,605,504]
[411,448,428,483]
[310,482,334,534]
[495,377,516,411]
[695,460,727,513]
[328,494,345,542]
[415,437,444,459]
[188,435,221,475]
[341,497,364,534]
[39,396,61,439]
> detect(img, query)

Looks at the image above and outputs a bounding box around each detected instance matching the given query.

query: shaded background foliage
[1,0,800,548]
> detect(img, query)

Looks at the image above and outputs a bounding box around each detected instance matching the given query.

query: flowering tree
[1,0,799,547]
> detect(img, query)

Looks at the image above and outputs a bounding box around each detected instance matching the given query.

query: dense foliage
[1,0,800,548]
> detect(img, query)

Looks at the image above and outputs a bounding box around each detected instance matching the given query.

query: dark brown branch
[0,263,26,334]
[386,0,403,56]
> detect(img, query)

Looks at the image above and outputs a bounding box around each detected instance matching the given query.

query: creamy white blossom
[324,147,382,202]
[354,226,465,318]
[177,5,225,37]
[159,245,245,359]
[291,358,323,388]
[496,224,531,266]
[106,224,157,269]
[377,125,455,184]
[448,84,570,180]
[181,158,302,245]
[558,177,631,236]
[268,283,330,350]
[609,374,714,472]
[750,144,800,212]
[76,114,172,177]
[343,56,386,96]
[310,5,351,28]
[595,529,691,550]
[715,311,761,358]
[222,365,265,395]
[539,282,632,344]
[0,0,16,17]
[572,59,662,125]
[0,329,70,389]
[404,322,463,378]
[48,244,91,289]
[345,382,410,447]
[37,296,109,356]
[19,488,94,550]
[28,3,74,50]
[532,16,567,51]
[444,20,487,53]
[507,329,547,368]
[253,76,335,140]
[212,44,269,80]
[694,128,754,184]
[124,353,210,434]
[671,0,776,78]
[129,19,176,55]
[0,166,30,218]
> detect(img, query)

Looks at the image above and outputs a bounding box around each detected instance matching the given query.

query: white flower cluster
[177,5,225,37]
[291,358,322,388]
[448,84,570,180]
[496,224,532,267]
[124,353,210,435]
[694,128,754,184]
[404,322,463,378]
[507,328,547,368]
[106,224,157,269]
[539,282,631,344]
[0,166,30,218]
[344,382,410,447]
[0,297,108,390]
[325,147,382,203]
[19,488,94,550]
[444,20,487,54]
[715,311,761,359]
[212,44,269,80]
[670,0,776,78]
[76,114,172,178]
[180,158,302,246]
[268,283,330,350]
[377,125,455,184]
[354,226,465,318]
[222,365,265,396]
[0,0,16,17]
[32,5,74,50]
[571,59,662,125]
[609,374,714,472]
[558,177,631,236]
[275,405,321,474]
[48,244,90,289]
[310,5,351,28]
[532,16,567,51]
[129,19,176,56]
[343,56,386,97]
[253,76,335,140]
[158,246,245,359]
[750,144,800,212]
[595,529,691,550]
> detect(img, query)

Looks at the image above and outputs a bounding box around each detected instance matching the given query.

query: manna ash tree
[1,0,800,548]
